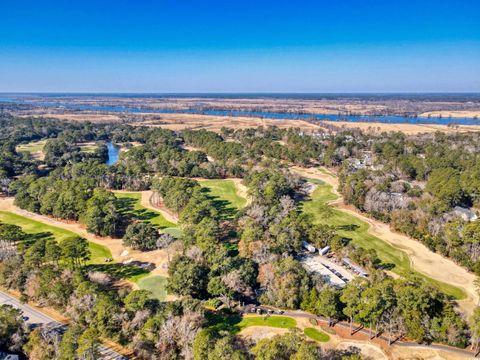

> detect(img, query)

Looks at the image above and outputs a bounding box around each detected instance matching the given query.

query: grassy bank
[301,180,466,300]
[303,327,330,342]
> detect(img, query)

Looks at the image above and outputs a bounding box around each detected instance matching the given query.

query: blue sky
[1,0,479,92]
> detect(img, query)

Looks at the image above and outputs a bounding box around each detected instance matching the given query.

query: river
[1,97,479,125]
[106,142,120,166]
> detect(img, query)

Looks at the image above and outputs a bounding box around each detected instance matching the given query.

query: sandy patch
[334,340,389,360]
[290,167,479,317]
[239,326,288,342]
[390,345,474,360]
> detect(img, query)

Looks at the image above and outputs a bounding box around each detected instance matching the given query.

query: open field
[137,275,169,301]
[238,315,297,331]
[293,166,479,315]
[15,140,47,160]
[207,312,297,335]
[23,113,123,123]
[199,179,247,219]
[138,112,322,132]
[16,140,47,153]
[0,210,112,264]
[320,121,480,134]
[19,108,480,134]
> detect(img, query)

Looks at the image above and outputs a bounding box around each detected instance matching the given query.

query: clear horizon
[1,0,479,93]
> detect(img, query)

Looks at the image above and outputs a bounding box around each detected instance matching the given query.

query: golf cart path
[291,166,479,317]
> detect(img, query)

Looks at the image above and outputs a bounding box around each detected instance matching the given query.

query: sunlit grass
[301,180,466,300]
[0,211,112,264]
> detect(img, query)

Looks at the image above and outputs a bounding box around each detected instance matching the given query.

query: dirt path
[0,197,175,277]
[291,166,479,316]
[141,190,179,223]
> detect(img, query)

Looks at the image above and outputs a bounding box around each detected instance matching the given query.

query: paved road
[0,290,129,360]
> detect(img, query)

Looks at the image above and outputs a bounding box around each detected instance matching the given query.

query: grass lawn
[206,312,297,334]
[137,275,169,301]
[85,263,151,282]
[237,315,297,331]
[115,192,180,236]
[78,143,99,153]
[301,180,465,300]
[303,327,330,342]
[16,140,46,154]
[0,211,112,264]
[199,179,247,219]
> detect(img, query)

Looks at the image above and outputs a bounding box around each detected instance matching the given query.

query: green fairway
[301,180,465,300]
[0,211,112,264]
[114,192,180,236]
[237,315,297,330]
[206,312,297,334]
[199,179,247,219]
[137,275,169,301]
[16,140,46,154]
[303,327,330,342]
[78,144,99,153]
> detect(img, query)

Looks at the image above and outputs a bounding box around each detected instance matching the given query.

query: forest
[1,114,480,359]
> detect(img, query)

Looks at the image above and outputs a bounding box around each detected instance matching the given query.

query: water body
[2,97,480,125]
[106,142,120,166]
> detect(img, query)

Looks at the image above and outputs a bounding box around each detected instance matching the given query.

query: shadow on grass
[21,231,55,246]
[336,224,360,231]
[116,197,166,228]
[201,188,237,220]
[205,309,243,334]
[85,262,151,280]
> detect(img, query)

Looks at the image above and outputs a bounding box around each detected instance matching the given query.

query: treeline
[152,168,471,348]
[0,225,210,359]
[43,138,108,167]
[152,176,258,303]
[339,131,480,274]
[301,274,470,346]
[181,127,324,168]
[11,175,120,236]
